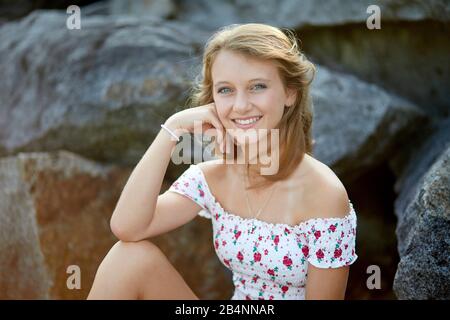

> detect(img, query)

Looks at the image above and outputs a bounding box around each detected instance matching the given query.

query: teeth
[234,116,261,125]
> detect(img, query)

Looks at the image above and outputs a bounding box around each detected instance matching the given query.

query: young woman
[87,23,358,300]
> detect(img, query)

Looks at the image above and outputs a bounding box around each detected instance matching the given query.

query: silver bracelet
[160,124,180,142]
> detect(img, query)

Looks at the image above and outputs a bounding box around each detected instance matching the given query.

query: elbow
[109,217,126,240]
[110,215,139,242]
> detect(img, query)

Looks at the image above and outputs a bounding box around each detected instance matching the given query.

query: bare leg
[87,240,199,300]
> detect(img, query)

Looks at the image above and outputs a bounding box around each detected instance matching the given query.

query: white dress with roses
[168,164,358,300]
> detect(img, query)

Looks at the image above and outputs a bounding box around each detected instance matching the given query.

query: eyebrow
[214,78,271,88]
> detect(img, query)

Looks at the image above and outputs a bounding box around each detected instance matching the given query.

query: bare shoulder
[300,155,351,220]
[196,159,225,182]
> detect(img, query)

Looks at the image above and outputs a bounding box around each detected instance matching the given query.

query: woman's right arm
[110,103,224,242]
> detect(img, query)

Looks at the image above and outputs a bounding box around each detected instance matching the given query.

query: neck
[230,162,269,190]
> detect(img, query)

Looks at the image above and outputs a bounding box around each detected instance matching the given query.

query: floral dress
[168,164,358,300]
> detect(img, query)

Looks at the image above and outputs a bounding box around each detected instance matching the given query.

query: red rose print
[284,227,291,235]
[254,252,262,262]
[198,188,204,197]
[302,245,309,257]
[215,213,219,220]
[235,231,242,240]
[316,249,324,260]
[258,235,263,241]
[245,295,251,300]
[314,230,321,239]
[222,240,227,246]
[334,248,342,258]
[237,251,244,262]
[273,235,280,245]
[214,240,219,249]
[221,225,224,231]
[269,295,274,300]
[224,259,231,267]
[184,182,189,187]
[267,269,275,276]
[281,286,289,293]
[283,256,293,267]
[329,224,336,232]
[264,249,269,255]
[262,284,267,289]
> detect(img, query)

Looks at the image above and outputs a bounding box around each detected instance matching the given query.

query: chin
[232,130,269,146]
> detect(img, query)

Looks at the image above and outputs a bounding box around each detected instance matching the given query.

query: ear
[285,87,298,107]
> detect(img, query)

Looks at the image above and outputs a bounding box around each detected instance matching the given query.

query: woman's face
[211,49,296,146]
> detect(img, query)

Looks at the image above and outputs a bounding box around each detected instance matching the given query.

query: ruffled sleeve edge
[306,201,358,269]
[308,253,358,269]
[166,164,212,219]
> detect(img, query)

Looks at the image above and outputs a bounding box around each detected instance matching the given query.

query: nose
[233,91,253,114]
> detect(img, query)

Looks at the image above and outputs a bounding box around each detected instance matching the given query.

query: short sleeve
[167,164,212,219]
[306,201,358,268]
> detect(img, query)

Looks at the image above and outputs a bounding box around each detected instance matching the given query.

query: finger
[224,133,232,153]
[207,114,224,147]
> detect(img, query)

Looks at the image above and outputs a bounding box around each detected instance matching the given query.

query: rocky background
[0,0,449,300]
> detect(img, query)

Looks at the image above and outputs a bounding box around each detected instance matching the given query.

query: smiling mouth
[232,116,263,128]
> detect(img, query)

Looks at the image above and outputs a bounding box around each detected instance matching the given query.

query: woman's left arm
[305,264,350,299]
[303,180,357,300]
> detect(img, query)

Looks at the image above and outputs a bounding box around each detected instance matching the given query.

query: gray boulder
[0,11,208,166]
[173,0,450,31]
[393,118,450,299]
[311,65,426,182]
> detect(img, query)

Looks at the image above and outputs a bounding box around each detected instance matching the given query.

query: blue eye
[253,83,266,90]
[217,83,266,94]
[217,87,231,94]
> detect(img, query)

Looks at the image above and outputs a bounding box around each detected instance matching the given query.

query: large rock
[311,65,426,183]
[392,118,450,299]
[299,20,450,120]
[173,0,449,31]
[0,151,126,298]
[0,151,233,299]
[0,11,208,167]
[84,0,176,19]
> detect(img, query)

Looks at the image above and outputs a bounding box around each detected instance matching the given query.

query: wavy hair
[187,23,316,189]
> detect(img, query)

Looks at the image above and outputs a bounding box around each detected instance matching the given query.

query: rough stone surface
[0,11,208,166]
[0,151,232,299]
[174,0,450,31]
[392,121,450,299]
[311,65,426,183]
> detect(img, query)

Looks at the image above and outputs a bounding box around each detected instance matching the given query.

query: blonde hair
[187,23,316,189]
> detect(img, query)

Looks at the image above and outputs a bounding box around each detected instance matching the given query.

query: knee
[109,240,165,270]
